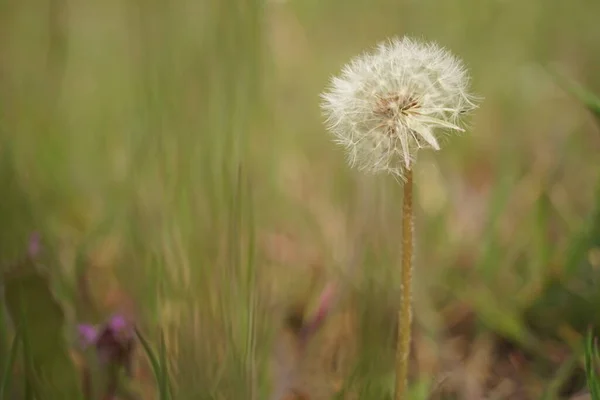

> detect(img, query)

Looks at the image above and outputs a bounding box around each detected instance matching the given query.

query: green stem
[395,168,414,400]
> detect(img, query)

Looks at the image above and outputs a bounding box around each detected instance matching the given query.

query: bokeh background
[1,0,600,398]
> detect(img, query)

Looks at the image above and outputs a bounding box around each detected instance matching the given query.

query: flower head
[321,36,479,178]
[28,232,41,258]
[77,314,135,375]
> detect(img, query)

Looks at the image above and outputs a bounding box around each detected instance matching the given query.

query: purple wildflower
[78,324,99,348]
[28,232,41,258]
[77,314,136,376]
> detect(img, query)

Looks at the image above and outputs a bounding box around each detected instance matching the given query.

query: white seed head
[320,36,479,179]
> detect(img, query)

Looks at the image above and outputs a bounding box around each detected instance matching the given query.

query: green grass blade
[547,67,600,121]
[564,174,600,277]
[584,330,600,399]
[159,330,170,400]
[20,295,35,400]
[476,149,519,280]
[0,296,7,380]
[134,327,167,399]
[540,352,578,400]
[0,329,20,400]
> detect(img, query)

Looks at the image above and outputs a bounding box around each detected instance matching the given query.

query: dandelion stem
[395,168,414,400]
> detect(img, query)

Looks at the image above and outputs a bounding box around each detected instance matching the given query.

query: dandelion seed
[320,36,479,179]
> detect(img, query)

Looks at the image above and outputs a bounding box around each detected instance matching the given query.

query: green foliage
[0,329,20,400]
[2,255,81,399]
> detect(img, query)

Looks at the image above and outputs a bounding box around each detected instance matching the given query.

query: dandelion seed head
[321,36,479,178]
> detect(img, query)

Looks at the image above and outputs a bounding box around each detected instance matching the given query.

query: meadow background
[1,0,600,398]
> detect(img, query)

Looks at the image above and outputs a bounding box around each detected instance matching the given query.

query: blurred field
[1,0,600,398]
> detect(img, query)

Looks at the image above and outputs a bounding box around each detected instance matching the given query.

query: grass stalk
[0,329,20,400]
[395,168,414,400]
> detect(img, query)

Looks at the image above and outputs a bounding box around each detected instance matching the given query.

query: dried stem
[395,168,414,400]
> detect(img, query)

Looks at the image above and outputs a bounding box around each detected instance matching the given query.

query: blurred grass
[584,331,600,400]
[3,252,81,399]
[0,0,599,398]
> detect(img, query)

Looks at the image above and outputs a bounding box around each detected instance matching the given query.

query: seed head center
[374,93,420,136]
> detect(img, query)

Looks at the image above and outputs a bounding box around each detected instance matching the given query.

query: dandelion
[321,36,478,179]
[320,36,479,400]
